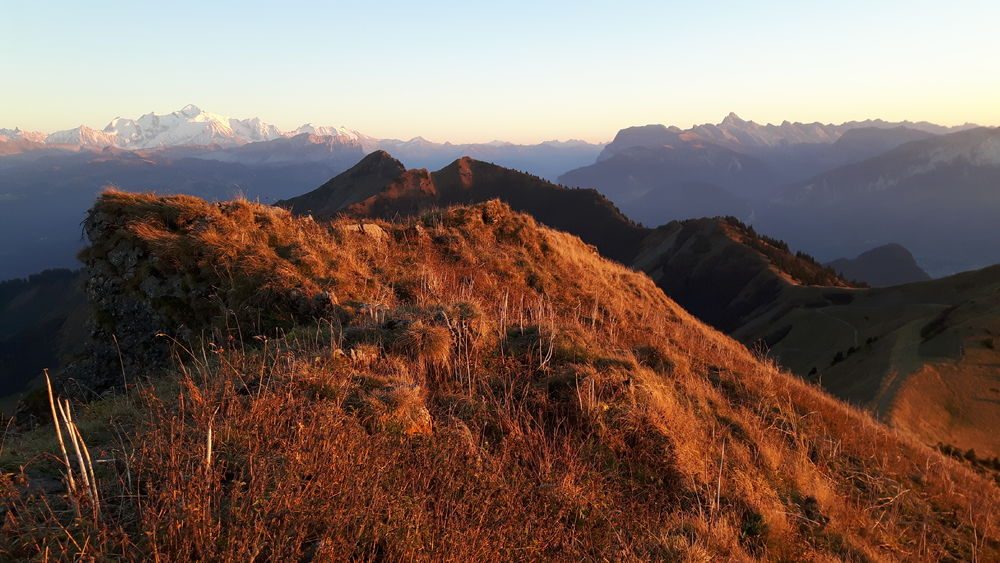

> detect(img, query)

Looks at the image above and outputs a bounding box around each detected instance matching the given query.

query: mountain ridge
[10,187,988,560]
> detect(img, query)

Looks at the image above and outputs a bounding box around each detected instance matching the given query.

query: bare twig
[45,371,77,498]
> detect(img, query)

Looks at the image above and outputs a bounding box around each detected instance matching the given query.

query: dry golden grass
[1,190,997,560]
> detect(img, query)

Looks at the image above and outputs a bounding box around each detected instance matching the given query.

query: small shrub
[392,321,452,371]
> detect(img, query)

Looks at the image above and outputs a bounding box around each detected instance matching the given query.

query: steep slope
[629,218,998,458]
[827,243,931,287]
[277,150,408,216]
[4,190,993,560]
[631,216,858,331]
[279,155,1000,459]
[283,155,863,333]
[763,127,1000,275]
[731,266,1000,459]
[280,154,648,264]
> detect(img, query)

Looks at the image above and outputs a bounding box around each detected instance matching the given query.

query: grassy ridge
[1,191,996,560]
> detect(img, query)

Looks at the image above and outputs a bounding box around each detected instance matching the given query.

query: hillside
[827,243,931,287]
[731,265,1000,460]
[631,216,859,331]
[630,219,999,459]
[281,153,875,336]
[2,190,996,559]
[279,153,648,264]
[282,154,1000,460]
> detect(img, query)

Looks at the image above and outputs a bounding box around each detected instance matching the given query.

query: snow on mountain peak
[0,127,47,143]
[43,105,284,149]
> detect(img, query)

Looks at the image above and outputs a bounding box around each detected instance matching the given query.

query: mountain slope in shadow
[827,243,931,287]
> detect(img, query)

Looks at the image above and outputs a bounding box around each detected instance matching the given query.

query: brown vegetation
[2,190,997,560]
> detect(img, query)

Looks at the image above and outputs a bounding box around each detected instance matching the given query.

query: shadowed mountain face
[632,217,858,331]
[278,150,408,216]
[827,243,931,287]
[827,126,935,165]
[280,153,649,264]
[628,216,1000,458]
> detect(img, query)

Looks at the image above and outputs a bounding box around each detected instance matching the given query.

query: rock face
[70,190,343,392]
[70,202,188,391]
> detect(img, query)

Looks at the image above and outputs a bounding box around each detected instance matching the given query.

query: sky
[2,0,999,144]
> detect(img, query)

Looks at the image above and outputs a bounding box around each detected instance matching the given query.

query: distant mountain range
[2,109,997,279]
[0,107,604,279]
[763,127,1000,275]
[1,105,603,180]
[559,115,996,275]
[597,113,972,159]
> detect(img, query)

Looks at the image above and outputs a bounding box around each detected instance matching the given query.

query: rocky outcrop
[68,191,346,393]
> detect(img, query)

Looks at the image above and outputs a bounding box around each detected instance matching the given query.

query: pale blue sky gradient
[2,0,998,143]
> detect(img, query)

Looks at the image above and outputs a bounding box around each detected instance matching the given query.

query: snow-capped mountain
[289,123,375,147]
[0,127,47,143]
[45,125,119,147]
[45,105,285,149]
[35,105,386,151]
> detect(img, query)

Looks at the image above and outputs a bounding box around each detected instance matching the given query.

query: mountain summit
[46,104,284,149]
[827,244,931,287]
[279,152,648,263]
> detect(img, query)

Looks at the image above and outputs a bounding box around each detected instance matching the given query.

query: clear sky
[3,0,998,143]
